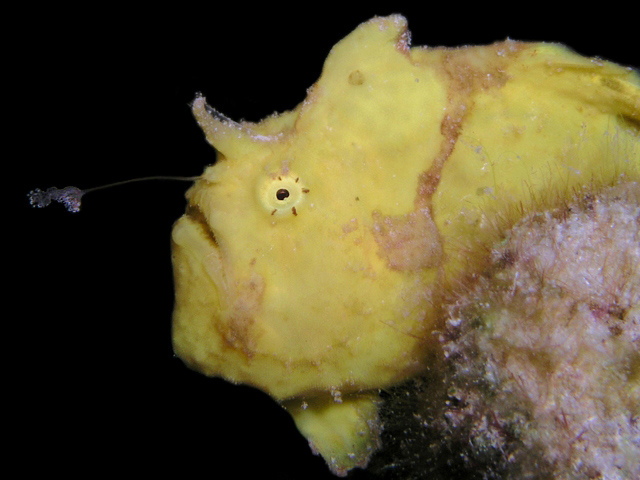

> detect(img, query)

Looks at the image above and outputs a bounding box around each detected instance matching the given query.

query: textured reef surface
[372,183,639,479]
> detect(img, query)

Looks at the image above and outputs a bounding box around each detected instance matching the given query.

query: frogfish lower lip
[170,213,226,376]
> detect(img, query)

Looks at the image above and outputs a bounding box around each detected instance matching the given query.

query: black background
[12,4,637,479]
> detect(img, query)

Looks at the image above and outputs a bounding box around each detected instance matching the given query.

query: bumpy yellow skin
[171,15,640,475]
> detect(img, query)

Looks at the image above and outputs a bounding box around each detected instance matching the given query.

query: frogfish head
[172,17,446,400]
[170,16,447,401]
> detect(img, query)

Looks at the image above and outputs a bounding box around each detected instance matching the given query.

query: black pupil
[276,189,290,201]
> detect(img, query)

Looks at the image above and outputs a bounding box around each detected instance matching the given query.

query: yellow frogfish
[170,15,639,476]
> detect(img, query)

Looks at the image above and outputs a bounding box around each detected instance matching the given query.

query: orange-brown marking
[372,208,444,270]
[220,274,265,358]
[373,42,520,271]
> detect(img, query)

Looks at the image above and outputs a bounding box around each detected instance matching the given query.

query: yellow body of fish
[171,15,640,475]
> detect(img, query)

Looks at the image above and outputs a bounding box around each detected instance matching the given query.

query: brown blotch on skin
[342,218,358,234]
[416,109,464,206]
[415,42,522,207]
[434,40,522,96]
[221,273,265,357]
[373,208,444,271]
[224,315,256,356]
[348,70,365,85]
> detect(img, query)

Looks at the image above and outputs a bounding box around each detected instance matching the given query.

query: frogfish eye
[276,189,290,201]
[257,173,309,217]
